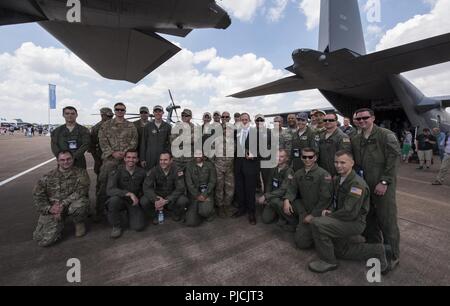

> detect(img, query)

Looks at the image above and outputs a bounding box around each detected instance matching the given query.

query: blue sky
[0,0,449,124]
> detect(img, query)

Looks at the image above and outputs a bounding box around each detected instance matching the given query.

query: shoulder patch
[177,171,184,177]
[288,174,294,180]
[324,175,332,181]
[387,133,399,143]
[350,186,363,197]
[343,138,351,143]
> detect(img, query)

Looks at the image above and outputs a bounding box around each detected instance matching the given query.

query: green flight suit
[284,164,333,249]
[311,170,386,265]
[51,124,91,169]
[352,124,401,259]
[106,165,147,231]
[185,160,217,226]
[133,119,149,158]
[142,165,189,220]
[290,126,319,172]
[262,165,295,224]
[89,120,108,175]
[317,128,351,177]
[140,121,172,170]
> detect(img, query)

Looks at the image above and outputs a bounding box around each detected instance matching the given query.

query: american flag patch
[350,187,363,197]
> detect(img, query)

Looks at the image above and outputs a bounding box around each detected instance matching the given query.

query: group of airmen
[33,103,401,274]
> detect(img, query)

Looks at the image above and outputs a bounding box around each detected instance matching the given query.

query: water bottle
[158,210,164,224]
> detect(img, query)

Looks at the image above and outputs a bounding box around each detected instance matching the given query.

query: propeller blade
[168,89,179,122]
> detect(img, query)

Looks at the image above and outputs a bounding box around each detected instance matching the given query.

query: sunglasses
[301,155,315,160]
[140,111,148,114]
[221,116,230,119]
[182,114,191,117]
[256,119,265,122]
[355,116,371,121]
[115,108,126,112]
[323,119,337,123]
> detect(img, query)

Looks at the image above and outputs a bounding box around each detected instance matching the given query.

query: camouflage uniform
[262,165,294,224]
[213,123,235,216]
[317,128,351,177]
[280,128,296,153]
[291,126,319,172]
[106,165,147,231]
[33,167,90,247]
[142,164,189,220]
[185,160,217,226]
[51,124,91,169]
[352,125,401,261]
[284,164,333,249]
[170,122,197,171]
[97,118,138,216]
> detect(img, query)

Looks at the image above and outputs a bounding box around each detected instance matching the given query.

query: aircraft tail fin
[318,0,366,55]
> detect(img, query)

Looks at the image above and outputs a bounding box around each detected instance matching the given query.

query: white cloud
[0,38,297,125]
[267,0,290,22]
[221,0,265,21]
[376,0,450,50]
[298,0,320,30]
[375,0,450,97]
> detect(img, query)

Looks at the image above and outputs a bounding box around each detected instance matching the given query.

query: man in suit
[233,113,259,225]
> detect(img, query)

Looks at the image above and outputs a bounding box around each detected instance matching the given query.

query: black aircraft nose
[216,13,231,29]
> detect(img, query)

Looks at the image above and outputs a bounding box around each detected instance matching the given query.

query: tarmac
[0,133,449,286]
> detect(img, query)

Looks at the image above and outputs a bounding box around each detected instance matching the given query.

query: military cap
[100,107,113,116]
[153,105,164,112]
[182,109,192,116]
[139,106,149,113]
[296,112,309,121]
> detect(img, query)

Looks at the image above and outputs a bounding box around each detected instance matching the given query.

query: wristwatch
[380,180,389,186]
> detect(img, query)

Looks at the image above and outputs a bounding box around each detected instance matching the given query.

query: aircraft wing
[39,21,181,83]
[356,33,450,74]
[264,107,336,118]
[229,76,316,98]
[434,96,450,108]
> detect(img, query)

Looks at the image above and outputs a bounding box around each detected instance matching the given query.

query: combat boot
[218,206,227,218]
[75,223,86,238]
[110,227,122,239]
[308,260,338,273]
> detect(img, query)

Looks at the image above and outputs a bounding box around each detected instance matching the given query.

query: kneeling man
[308,150,388,273]
[142,151,189,224]
[185,150,217,226]
[106,149,146,238]
[33,151,90,247]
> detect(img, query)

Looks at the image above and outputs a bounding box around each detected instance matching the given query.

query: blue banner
[49,84,56,109]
